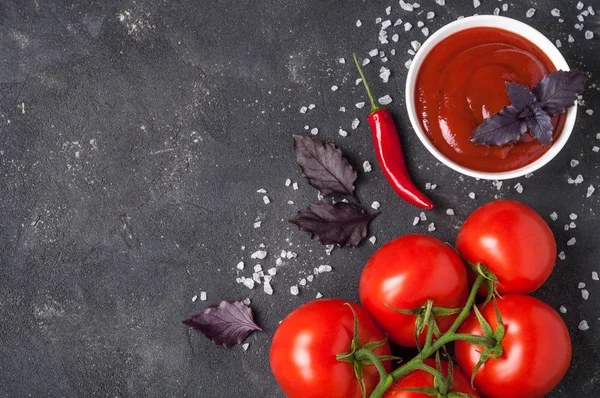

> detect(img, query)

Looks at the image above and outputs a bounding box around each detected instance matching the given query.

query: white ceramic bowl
[405,15,577,180]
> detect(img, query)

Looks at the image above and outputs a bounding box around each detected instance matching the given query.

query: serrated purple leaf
[533,70,587,115]
[183,301,262,347]
[293,135,357,197]
[471,106,527,146]
[506,82,536,111]
[525,103,554,146]
[290,200,379,247]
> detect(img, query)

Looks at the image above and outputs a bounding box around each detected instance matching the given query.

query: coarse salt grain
[369,236,377,245]
[200,291,207,301]
[422,27,429,36]
[310,127,318,135]
[351,118,360,130]
[556,39,562,48]
[587,185,595,197]
[558,251,566,260]
[267,267,277,276]
[299,278,306,286]
[404,22,412,31]
[339,128,348,137]
[339,58,345,64]
[568,34,575,43]
[290,285,299,295]
[356,19,362,27]
[300,106,307,113]
[263,196,270,204]
[256,188,266,193]
[363,161,372,172]
[237,261,245,270]
[593,146,599,152]
[243,278,255,289]
[412,216,420,226]
[362,58,370,66]
[427,11,435,19]
[251,250,267,259]
[307,275,314,282]
[551,8,560,17]
[473,0,480,8]
[386,6,391,15]
[428,223,436,232]
[381,20,392,29]
[567,174,584,185]
[420,212,427,221]
[275,257,283,266]
[293,182,298,190]
[577,1,584,10]
[582,289,589,300]
[446,209,455,216]
[567,237,576,246]
[318,264,332,273]
[570,213,577,220]
[405,59,412,69]
[502,4,508,12]
[394,18,403,26]
[514,183,523,193]
[191,295,198,302]
[331,85,338,92]
[411,40,421,51]
[368,49,379,57]
[340,106,346,112]
[253,221,261,228]
[356,102,365,109]
[308,104,316,110]
[242,343,250,351]
[253,264,262,272]
[469,192,476,199]
[578,320,589,331]
[371,201,381,210]
[316,292,323,299]
[570,159,580,167]
[380,67,391,83]
[392,33,400,42]
[593,271,599,281]
[285,178,291,187]
[378,95,393,105]
[586,109,594,115]
[526,8,536,18]
[585,30,594,39]
[570,221,577,229]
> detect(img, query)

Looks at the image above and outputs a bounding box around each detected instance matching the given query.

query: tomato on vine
[270,299,391,398]
[360,234,469,347]
[455,295,571,398]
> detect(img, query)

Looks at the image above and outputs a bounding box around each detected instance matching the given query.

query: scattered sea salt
[318,265,332,273]
[568,34,575,43]
[267,267,277,276]
[308,104,316,110]
[570,213,577,220]
[567,174,584,185]
[300,106,307,114]
[243,278,255,289]
[556,39,562,48]
[191,295,197,302]
[253,221,261,228]
[293,182,299,190]
[362,58,370,66]
[200,291,207,301]
[378,95,393,105]
[525,173,534,178]
[502,3,508,11]
[514,183,524,194]
[570,221,577,229]
[577,1,584,10]
[428,223,436,232]
[263,196,270,204]
[582,289,589,300]
[371,201,381,210]
[469,192,476,199]
[411,40,421,51]
[404,22,412,31]
[316,292,323,299]
[340,106,346,112]
[591,271,599,281]
[585,30,594,40]
[570,159,580,167]
[310,127,319,136]
[290,285,299,295]
[558,251,566,260]
[405,59,412,69]
[380,67,391,83]
[339,58,345,64]
[285,178,291,187]
[392,33,400,42]
[427,11,435,19]
[356,102,365,109]
[593,146,599,152]
[251,250,267,259]
[331,85,339,92]
[422,27,429,36]
[242,343,250,351]
[275,257,283,266]
[369,236,377,245]
[386,6,391,15]
[578,320,590,331]
[567,237,576,246]
[237,261,245,270]
[420,212,427,221]
[589,6,596,15]
[587,185,595,197]
[299,278,306,286]
[417,21,424,28]
[394,18,403,26]
[256,188,266,193]
[339,128,348,137]
[356,19,362,27]
[369,48,379,57]
[253,264,262,272]
[557,305,567,314]
[446,209,455,216]
[242,298,251,305]
[551,8,560,17]
[351,118,360,130]
[325,245,334,256]
[363,161,372,173]
[400,0,414,11]
[381,20,392,29]
[473,0,480,8]
[586,109,594,116]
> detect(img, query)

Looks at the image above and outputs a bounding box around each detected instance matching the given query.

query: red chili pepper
[353,53,434,210]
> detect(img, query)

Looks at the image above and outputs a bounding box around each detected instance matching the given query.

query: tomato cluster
[270,200,571,398]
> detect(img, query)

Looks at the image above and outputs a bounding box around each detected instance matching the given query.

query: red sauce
[415,27,566,173]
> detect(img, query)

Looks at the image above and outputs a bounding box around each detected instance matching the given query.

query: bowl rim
[405,15,577,180]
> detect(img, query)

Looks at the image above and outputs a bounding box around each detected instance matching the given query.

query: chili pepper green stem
[352,53,381,113]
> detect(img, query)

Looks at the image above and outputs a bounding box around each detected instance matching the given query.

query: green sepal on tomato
[383,358,479,398]
[456,200,556,295]
[269,299,391,398]
[455,295,571,398]
[359,234,469,347]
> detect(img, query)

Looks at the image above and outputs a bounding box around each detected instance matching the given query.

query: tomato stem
[355,349,390,382]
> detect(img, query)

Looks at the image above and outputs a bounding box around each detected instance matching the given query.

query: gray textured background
[1,0,599,397]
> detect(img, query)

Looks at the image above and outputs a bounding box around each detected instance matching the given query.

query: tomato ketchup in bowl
[405,16,577,180]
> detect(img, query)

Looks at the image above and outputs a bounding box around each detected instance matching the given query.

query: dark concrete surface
[1,0,599,397]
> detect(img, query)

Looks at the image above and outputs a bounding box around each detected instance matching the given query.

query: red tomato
[359,234,469,347]
[270,299,391,398]
[383,359,480,398]
[456,200,556,294]
[455,295,571,398]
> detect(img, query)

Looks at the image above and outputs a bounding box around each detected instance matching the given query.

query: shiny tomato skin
[383,359,480,398]
[270,299,391,398]
[455,295,571,398]
[456,200,556,294]
[359,234,469,347]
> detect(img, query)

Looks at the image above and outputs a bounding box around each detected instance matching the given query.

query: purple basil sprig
[471,70,587,146]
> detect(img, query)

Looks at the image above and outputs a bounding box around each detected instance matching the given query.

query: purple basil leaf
[525,103,554,146]
[290,200,379,247]
[183,300,262,347]
[506,82,536,111]
[293,135,357,197]
[533,70,587,115]
[471,106,527,146]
